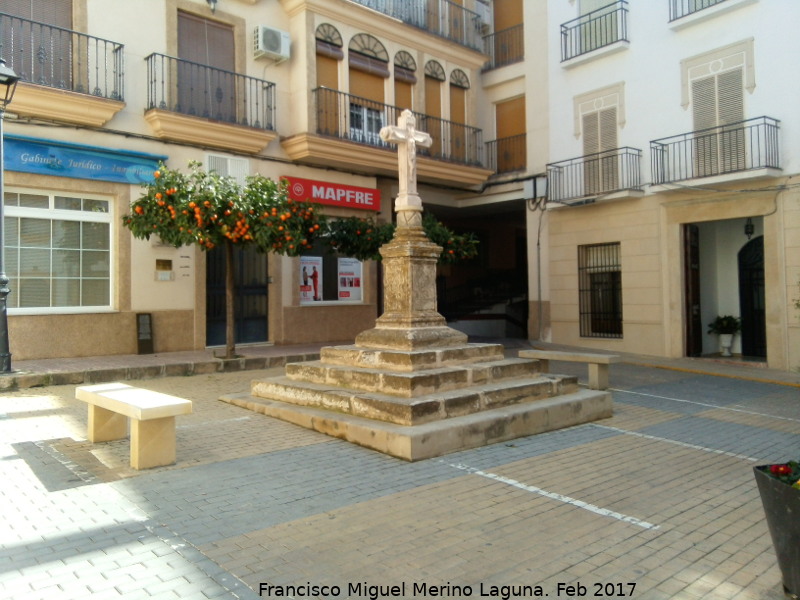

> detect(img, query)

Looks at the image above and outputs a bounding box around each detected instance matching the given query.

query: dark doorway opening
[738,235,766,358]
[206,246,268,346]
[684,224,702,356]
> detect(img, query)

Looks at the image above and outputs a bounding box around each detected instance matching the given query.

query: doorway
[683,224,702,356]
[738,235,766,357]
[206,246,268,346]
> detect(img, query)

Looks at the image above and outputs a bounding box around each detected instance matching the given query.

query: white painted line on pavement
[610,388,800,423]
[447,462,660,531]
[592,424,760,462]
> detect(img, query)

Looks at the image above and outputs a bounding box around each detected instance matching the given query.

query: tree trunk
[225,239,236,359]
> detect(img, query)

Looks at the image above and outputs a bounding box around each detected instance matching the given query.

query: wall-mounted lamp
[207,0,217,13]
[744,217,754,240]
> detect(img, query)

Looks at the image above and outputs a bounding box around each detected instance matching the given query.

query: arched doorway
[738,235,766,358]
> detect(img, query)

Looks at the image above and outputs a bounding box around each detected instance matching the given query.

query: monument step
[220,387,612,461]
[320,343,507,372]
[284,357,542,398]
[250,374,578,426]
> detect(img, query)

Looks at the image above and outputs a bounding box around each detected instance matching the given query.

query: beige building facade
[3,0,798,373]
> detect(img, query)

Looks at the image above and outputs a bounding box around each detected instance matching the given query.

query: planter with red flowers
[753,461,800,598]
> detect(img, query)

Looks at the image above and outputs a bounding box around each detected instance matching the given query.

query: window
[578,243,622,337]
[5,190,113,313]
[692,68,745,176]
[349,103,384,145]
[300,240,363,304]
[583,107,619,194]
[575,83,624,196]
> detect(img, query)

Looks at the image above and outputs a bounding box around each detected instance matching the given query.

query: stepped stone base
[221,387,611,461]
[220,341,613,461]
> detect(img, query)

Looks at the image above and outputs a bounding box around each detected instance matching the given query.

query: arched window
[348,34,390,144]
[424,61,445,155]
[394,51,417,110]
[450,69,470,89]
[315,24,343,136]
[316,23,343,60]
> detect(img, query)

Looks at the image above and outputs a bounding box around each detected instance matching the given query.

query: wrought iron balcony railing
[0,12,124,100]
[547,147,642,203]
[650,116,780,185]
[486,134,526,174]
[561,1,628,62]
[146,53,276,131]
[669,0,729,21]
[348,0,483,51]
[314,87,484,167]
[483,24,524,71]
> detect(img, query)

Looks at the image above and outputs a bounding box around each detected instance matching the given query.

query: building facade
[537,0,799,371]
[1,0,509,360]
[2,0,797,373]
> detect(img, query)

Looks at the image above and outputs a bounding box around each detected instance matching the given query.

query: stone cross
[380,109,432,223]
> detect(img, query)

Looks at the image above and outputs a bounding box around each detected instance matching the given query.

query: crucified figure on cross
[380,110,432,223]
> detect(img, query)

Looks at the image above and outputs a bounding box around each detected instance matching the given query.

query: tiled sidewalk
[0,346,798,600]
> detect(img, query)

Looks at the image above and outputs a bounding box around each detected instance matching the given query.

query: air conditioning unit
[254,25,290,62]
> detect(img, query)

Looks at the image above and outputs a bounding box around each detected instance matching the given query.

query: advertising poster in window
[337,258,362,302]
[300,256,322,304]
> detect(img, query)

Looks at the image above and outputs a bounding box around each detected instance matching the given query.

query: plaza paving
[1,343,799,600]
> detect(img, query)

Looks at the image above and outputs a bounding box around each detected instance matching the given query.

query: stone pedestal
[355,224,467,351]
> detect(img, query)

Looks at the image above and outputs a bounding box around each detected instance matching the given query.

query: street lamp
[0,58,20,373]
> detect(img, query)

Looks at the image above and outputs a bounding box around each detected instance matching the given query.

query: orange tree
[123,161,322,359]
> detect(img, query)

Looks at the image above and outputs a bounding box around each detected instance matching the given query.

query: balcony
[547,147,642,204]
[669,0,730,20]
[281,87,493,187]
[348,0,484,51]
[0,12,124,126]
[486,134,526,174]
[483,24,524,71]
[561,1,629,63]
[650,117,780,185]
[143,53,277,154]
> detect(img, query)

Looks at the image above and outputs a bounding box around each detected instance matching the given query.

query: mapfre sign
[283,176,380,211]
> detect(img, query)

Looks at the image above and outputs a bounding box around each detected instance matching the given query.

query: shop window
[578,242,622,338]
[5,190,112,313]
[300,239,363,304]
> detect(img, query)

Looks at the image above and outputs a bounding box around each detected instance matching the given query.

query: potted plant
[753,461,800,597]
[707,315,741,357]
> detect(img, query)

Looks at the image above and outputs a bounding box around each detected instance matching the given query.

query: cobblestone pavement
[1,350,799,600]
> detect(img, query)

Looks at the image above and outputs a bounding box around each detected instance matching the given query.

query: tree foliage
[122,161,322,255]
[324,213,479,264]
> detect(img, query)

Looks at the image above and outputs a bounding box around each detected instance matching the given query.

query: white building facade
[538,0,799,371]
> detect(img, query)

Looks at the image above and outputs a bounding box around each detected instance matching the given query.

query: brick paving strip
[0,360,797,600]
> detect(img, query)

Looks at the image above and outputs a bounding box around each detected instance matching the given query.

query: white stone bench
[76,382,192,470]
[519,349,621,390]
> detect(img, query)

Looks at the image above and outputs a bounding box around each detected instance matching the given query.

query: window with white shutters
[692,68,745,176]
[583,107,619,195]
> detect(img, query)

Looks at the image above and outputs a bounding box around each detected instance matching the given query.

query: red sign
[283,176,380,211]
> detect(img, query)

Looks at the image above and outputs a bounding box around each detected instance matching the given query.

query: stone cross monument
[355,110,467,350]
[379,110,431,229]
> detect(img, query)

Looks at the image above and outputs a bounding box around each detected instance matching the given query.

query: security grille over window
[578,242,622,338]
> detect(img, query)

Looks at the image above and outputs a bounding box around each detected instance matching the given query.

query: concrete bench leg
[537,358,550,373]
[588,363,610,390]
[130,417,176,470]
[88,405,127,442]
